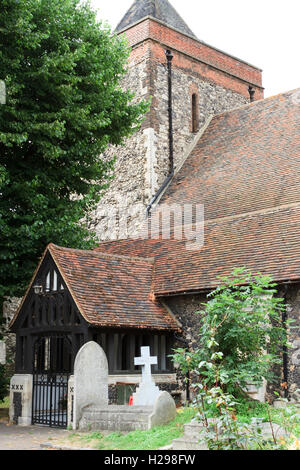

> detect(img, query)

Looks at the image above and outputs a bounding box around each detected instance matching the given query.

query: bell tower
[91,0,264,240]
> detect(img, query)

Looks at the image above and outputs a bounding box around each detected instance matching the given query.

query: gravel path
[0,422,70,450]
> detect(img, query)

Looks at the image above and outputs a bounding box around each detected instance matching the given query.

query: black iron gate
[32,335,72,428]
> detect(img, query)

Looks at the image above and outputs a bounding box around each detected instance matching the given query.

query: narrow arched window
[53,270,58,291]
[45,271,50,292]
[191,93,198,133]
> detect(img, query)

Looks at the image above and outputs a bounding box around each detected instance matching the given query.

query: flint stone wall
[1,298,20,378]
[278,284,300,401]
[166,286,300,403]
[89,53,248,242]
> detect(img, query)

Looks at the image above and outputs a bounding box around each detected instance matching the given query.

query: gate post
[9,374,33,426]
[67,375,74,428]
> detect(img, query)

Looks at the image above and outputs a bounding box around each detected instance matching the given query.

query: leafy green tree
[0,0,148,306]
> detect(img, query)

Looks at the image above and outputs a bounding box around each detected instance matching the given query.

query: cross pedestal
[132,346,160,406]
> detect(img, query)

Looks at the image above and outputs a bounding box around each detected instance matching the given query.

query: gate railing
[32,334,72,428]
[32,373,69,427]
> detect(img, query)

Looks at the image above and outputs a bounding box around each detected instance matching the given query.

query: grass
[236,400,300,435]
[197,397,271,424]
[66,407,196,450]
[235,400,271,423]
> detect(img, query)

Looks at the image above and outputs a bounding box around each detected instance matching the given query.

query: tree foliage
[0,0,148,302]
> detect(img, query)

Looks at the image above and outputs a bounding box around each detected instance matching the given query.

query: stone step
[183,421,205,440]
[171,419,208,450]
[172,437,208,451]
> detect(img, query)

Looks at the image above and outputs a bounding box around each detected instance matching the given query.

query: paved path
[0,422,70,450]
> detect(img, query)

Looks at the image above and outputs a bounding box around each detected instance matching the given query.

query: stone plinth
[79,391,176,432]
[79,405,153,432]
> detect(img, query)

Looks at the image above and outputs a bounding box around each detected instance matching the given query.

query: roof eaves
[154,276,300,298]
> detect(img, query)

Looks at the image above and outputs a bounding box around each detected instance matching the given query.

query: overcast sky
[89,0,300,98]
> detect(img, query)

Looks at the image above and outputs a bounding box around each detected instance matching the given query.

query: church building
[9,0,300,428]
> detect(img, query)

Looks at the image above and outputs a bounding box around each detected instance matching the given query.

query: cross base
[132,381,160,406]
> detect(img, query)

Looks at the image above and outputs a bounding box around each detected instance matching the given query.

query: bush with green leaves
[172,268,292,449]
[173,268,288,395]
[192,383,266,450]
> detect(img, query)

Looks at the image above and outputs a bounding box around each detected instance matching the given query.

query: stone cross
[134,346,157,383]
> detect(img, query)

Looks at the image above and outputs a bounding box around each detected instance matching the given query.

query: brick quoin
[121,18,264,100]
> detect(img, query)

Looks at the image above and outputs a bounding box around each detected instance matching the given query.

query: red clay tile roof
[49,244,180,330]
[95,89,300,295]
[96,204,300,296]
[160,89,300,219]
[152,205,300,295]
[94,238,171,258]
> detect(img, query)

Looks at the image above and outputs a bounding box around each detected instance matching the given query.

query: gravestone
[132,346,160,406]
[149,391,176,428]
[0,341,6,365]
[73,341,108,429]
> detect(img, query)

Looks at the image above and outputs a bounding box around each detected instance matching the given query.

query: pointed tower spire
[115,0,197,38]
